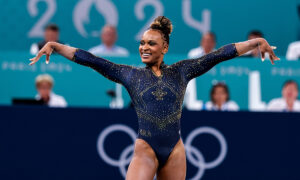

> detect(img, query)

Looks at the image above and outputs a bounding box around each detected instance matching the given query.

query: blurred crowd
[27,23,300,112]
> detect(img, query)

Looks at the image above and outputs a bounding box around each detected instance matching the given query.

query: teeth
[142,53,151,57]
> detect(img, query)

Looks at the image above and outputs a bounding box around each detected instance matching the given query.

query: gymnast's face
[139,30,168,65]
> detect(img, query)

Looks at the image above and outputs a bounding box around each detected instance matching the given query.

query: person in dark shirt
[30,24,63,55]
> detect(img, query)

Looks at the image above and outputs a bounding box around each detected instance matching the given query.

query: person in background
[88,25,129,57]
[35,74,67,108]
[187,32,216,58]
[89,25,129,108]
[267,80,300,112]
[285,5,300,60]
[286,41,300,60]
[205,82,239,111]
[184,32,216,110]
[30,24,63,55]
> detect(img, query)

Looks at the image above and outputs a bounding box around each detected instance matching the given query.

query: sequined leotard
[72,44,238,168]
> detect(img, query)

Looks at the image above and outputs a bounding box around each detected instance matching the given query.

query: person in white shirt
[88,25,129,57]
[205,82,239,111]
[184,32,216,110]
[89,25,128,108]
[267,80,300,112]
[187,32,216,58]
[286,41,300,60]
[35,74,67,108]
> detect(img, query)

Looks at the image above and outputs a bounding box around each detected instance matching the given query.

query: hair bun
[150,16,173,36]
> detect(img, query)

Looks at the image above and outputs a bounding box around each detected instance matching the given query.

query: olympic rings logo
[97,124,227,180]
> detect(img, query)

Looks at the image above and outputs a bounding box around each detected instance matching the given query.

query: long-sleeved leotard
[72,44,238,168]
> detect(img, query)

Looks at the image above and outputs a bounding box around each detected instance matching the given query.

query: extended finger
[261,52,265,62]
[269,55,275,65]
[274,56,280,61]
[36,51,44,60]
[31,52,44,64]
[29,59,37,65]
[269,45,280,61]
[271,52,280,61]
[46,54,50,64]
[270,50,280,61]
[271,46,277,50]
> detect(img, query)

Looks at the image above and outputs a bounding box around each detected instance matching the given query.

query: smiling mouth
[141,52,152,58]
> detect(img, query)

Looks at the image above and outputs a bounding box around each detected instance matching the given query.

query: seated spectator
[89,25,129,57]
[184,32,216,110]
[242,30,269,59]
[30,24,63,55]
[286,41,300,60]
[267,80,300,112]
[89,25,128,109]
[205,82,239,111]
[286,5,300,60]
[35,74,67,107]
[187,32,216,58]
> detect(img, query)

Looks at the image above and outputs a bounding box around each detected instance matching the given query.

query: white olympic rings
[97,124,227,180]
[96,124,136,177]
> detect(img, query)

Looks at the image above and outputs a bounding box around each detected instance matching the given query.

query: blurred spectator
[286,41,300,60]
[35,74,67,108]
[30,24,63,55]
[267,80,300,112]
[89,25,128,109]
[286,1,300,60]
[184,32,216,110]
[187,32,216,58]
[243,30,268,58]
[89,25,129,57]
[205,82,239,111]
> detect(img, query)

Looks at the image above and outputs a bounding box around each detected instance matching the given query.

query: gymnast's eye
[149,41,156,46]
[140,41,145,45]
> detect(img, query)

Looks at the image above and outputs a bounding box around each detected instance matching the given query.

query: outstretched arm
[174,38,279,82]
[29,42,133,84]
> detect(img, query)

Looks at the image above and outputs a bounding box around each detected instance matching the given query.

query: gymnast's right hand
[29,42,54,65]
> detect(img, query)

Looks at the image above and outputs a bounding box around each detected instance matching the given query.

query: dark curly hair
[149,16,173,44]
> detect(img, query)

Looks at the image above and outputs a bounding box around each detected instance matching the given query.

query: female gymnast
[30,16,279,180]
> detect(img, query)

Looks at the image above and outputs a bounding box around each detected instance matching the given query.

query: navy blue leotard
[72,44,238,168]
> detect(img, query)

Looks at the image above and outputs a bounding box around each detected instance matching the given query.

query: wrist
[48,42,60,53]
[248,38,264,49]
[256,38,266,46]
[48,41,57,49]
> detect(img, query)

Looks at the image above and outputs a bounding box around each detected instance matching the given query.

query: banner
[0,106,299,179]
[1,52,300,110]
[0,0,300,55]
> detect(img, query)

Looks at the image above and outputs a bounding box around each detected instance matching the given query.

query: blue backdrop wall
[1,52,300,109]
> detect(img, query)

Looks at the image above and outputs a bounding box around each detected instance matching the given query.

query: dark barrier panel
[0,106,299,180]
